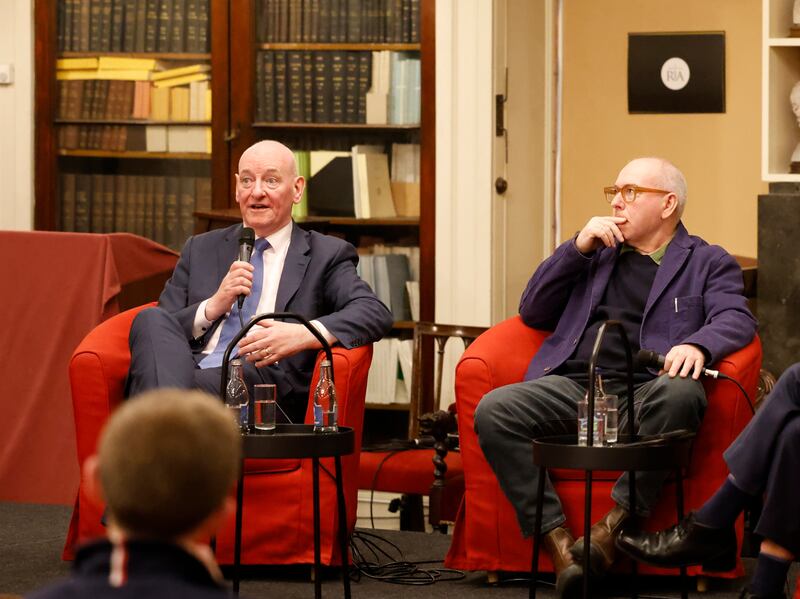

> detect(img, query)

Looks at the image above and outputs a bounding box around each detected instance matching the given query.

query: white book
[145,125,167,152]
[351,144,383,218]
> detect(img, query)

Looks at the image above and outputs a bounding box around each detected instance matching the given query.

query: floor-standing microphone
[237,227,255,310]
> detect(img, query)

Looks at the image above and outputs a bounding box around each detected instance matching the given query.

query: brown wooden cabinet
[35,0,435,417]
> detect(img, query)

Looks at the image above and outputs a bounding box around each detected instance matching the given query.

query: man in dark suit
[473,157,757,597]
[127,140,393,423]
[617,364,800,599]
[28,389,242,599]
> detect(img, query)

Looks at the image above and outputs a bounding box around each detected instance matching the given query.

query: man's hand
[575,216,628,254]
[205,261,255,322]
[239,320,320,367]
[662,344,706,379]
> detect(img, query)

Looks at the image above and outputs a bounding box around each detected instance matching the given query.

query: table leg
[582,470,592,599]
[233,466,245,595]
[628,468,638,599]
[334,455,351,599]
[676,468,688,599]
[313,456,321,599]
[530,467,547,599]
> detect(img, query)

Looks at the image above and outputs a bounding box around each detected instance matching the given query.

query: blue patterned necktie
[198,238,270,369]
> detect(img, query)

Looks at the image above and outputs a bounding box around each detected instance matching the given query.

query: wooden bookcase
[35,0,436,433]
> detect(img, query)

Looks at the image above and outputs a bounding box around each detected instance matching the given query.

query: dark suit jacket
[158,222,393,402]
[520,222,757,381]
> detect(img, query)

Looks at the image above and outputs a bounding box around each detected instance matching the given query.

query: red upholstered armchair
[445,316,761,579]
[63,303,373,566]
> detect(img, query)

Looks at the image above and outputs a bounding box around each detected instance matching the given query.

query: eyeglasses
[238,175,282,190]
[603,184,671,204]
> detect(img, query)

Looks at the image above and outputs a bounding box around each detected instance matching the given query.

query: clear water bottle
[313,359,337,433]
[225,359,249,432]
[577,374,607,446]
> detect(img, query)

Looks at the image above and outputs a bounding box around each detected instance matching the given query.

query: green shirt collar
[619,240,670,265]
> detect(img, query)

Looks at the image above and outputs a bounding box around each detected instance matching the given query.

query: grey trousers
[474,374,706,536]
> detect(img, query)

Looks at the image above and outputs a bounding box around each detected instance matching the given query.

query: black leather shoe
[615,512,737,571]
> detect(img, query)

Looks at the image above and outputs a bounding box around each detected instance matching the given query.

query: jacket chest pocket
[669,295,704,343]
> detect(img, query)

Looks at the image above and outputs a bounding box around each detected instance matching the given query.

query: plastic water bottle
[313,359,337,432]
[577,374,607,446]
[225,359,249,432]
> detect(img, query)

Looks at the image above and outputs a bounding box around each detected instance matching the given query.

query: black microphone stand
[219,311,335,401]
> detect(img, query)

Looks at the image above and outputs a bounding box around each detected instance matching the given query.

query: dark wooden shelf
[58,149,210,160]
[258,43,420,51]
[365,402,411,411]
[252,121,420,130]
[58,51,211,60]
[55,119,212,126]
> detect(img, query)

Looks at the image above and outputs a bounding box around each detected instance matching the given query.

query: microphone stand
[219,311,335,402]
[584,320,637,599]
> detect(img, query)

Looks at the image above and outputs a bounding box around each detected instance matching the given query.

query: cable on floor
[349,529,465,586]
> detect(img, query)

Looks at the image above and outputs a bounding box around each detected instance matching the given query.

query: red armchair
[445,316,761,579]
[63,303,373,566]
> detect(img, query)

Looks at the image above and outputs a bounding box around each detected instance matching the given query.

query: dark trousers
[126,307,305,423]
[724,363,800,555]
[474,374,706,536]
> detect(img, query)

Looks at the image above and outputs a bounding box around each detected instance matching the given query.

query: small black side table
[530,434,694,599]
[231,424,354,599]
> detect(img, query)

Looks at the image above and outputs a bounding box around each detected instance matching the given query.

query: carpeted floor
[1,502,797,598]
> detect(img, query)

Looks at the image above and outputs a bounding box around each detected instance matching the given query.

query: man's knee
[474,388,507,438]
[647,375,706,421]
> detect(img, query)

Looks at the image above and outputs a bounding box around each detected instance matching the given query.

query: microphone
[635,349,721,379]
[237,227,255,310]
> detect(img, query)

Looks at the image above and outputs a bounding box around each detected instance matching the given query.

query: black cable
[718,372,755,415]
[368,449,405,529]
[349,529,465,586]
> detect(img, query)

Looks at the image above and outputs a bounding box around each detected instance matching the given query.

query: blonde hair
[98,389,241,539]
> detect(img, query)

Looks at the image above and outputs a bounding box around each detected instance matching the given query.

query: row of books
[58,0,210,53]
[58,123,211,153]
[256,0,420,44]
[357,246,419,321]
[295,144,420,219]
[59,173,211,250]
[58,79,211,122]
[365,337,413,405]
[255,50,419,125]
[256,50,371,124]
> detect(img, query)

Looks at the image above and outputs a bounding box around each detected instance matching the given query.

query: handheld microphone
[635,349,721,379]
[237,227,255,310]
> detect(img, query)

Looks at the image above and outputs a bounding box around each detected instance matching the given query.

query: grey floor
[0,502,797,598]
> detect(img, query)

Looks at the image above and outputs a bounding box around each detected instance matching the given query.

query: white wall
[435,0,494,326]
[0,0,34,230]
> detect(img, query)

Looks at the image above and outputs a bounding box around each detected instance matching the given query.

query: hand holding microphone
[636,348,721,379]
[204,228,257,322]
[237,227,255,309]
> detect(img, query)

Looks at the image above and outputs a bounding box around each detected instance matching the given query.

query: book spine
[89,0,103,51]
[196,0,209,52]
[286,50,304,123]
[113,174,128,232]
[111,0,125,51]
[134,0,147,51]
[144,0,159,52]
[329,51,346,124]
[103,174,116,232]
[61,172,77,232]
[164,177,180,250]
[171,0,186,51]
[312,51,331,123]
[263,51,275,122]
[157,0,173,52]
[90,174,104,232]
[344,51,358,124]
[74,174,92,232]
[357,51,370,123]
[184,0,198,52]
[124,175,139,233]
[302,51,314,123]
[178,176,196,247]
[273,51,288,122]
[122,0,137,51]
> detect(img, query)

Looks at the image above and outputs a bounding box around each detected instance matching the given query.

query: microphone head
[239,227,255,246]
[238,227,256,263]
[636,349,664,369]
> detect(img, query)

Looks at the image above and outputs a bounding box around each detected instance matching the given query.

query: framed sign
[627,32,725,113]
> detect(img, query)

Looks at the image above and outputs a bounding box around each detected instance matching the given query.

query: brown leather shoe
[542,526,583,598]
[570,505,630,575]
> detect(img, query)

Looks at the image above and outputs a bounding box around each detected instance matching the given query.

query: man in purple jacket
[474,157,756,598]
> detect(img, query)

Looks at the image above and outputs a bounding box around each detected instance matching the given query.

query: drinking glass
[253,384,277,431]
[604,394,619,445]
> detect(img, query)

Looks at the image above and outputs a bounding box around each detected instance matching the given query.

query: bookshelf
[35,0,224,251]
[35,0,435,427]
[762,0,800,181]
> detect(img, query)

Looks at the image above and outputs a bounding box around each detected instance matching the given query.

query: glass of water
[604,394,619,445]
[253,384,277,431]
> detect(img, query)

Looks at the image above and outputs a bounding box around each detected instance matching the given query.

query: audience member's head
[88,389,241,541]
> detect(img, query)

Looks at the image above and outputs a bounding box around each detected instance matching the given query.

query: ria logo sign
[660,57,690,90]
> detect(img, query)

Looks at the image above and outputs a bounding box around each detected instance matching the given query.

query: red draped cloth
[0,232,177,504]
